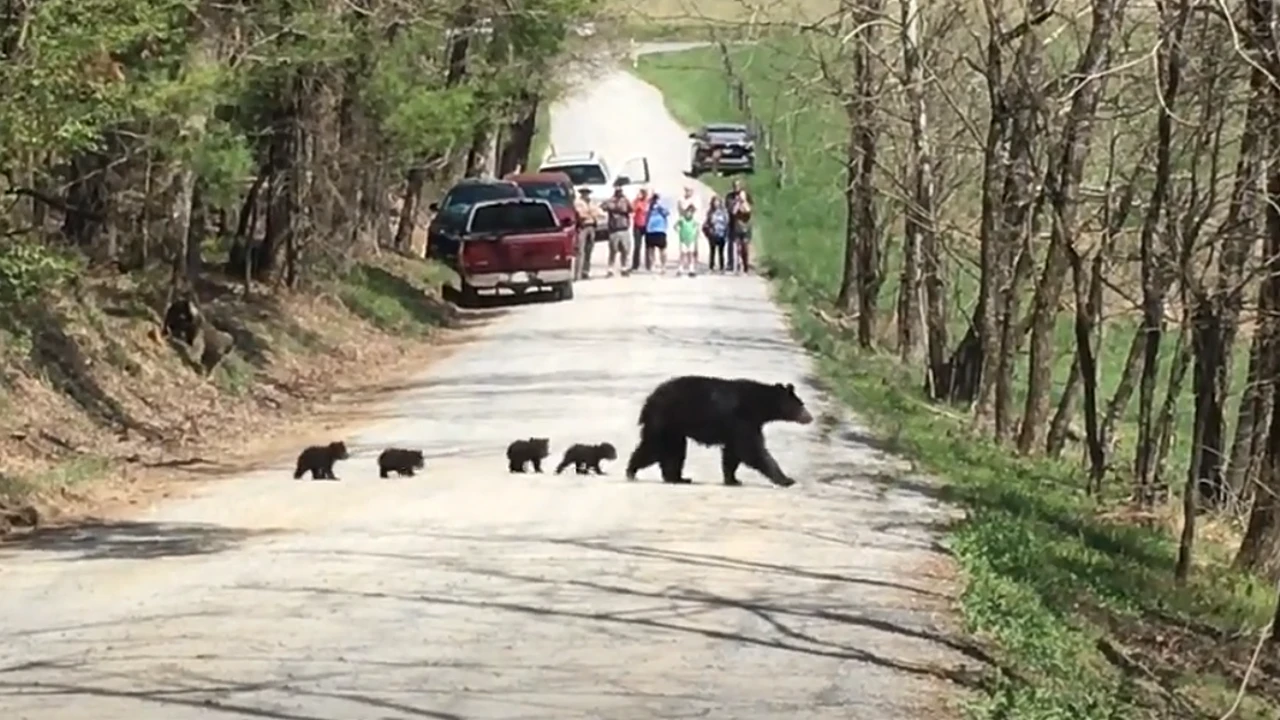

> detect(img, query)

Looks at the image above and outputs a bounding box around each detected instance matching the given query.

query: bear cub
[378,448,425,478]
[294,440,349,480]
[555,442,617,475]
[507,438,550,473]
[625,375,813,487]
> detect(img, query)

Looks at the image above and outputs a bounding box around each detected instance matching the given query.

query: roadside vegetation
[0,0,601,527]
[636,4,1280,717]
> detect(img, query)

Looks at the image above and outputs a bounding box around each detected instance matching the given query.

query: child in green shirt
[675,215,699,277]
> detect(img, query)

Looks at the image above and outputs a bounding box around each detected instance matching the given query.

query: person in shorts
[600,181,633,277]
[644,191,671,273]
[675,210,700,277]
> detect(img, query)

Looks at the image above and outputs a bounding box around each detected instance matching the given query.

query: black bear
[625,375,813,487]
[507,438,550,473]
[555,442,617,475]
[162,296,201,346]
[293,441,349,480]
[377,448,425,478]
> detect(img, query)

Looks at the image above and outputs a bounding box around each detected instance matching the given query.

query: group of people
[571,178,754,279]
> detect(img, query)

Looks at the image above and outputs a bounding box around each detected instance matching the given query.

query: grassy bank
[0,254,459,522]
[636,45,1278,720]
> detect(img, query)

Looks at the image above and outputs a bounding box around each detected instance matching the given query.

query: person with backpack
[703,195,731,273]
[644,190,671,273]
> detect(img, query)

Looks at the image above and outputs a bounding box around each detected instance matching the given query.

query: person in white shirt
[676,186,700,271]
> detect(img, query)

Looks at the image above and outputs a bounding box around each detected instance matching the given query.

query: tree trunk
[1066,242,1106,491]
[1207,52,1269,510]
[970,0,1049,433]
[969,30,1012,427]
[1103,328,1145,444]
[1226,324,1271,508]
[394,2,472,249]
[1049,142,1139,459]
[61,151,109,250]
[836,0,882,348]
[497,92,538,176]
[1047,356,1081,458]
[1016,0,1123,455]
[262,73,299,283]
[1235,0,1280,577]
[1134,0,1189,508]
[185,178,206,279]
[1153,319,1193,505]
[896,0,927,362]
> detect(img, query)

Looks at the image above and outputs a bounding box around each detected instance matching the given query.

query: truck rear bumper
[694,154,753,169]
[467,268,573,290]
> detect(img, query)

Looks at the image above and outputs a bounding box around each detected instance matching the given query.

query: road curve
[0,53,970,719]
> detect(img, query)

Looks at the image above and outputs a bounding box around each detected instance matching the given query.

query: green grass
[636,44,1278,720]
[336,258,455,336]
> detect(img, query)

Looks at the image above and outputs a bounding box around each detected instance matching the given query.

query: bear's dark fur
[625,375,813,487]
[162,296,201,346]
[294,441,349,480]
[378,448,425,478]
[507,437,550,473]
[555,442,617,475]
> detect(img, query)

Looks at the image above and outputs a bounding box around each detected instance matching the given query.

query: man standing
[600,181,634,277]
[724,179,753,273]
[630,187,650,272]
[573,187,604,280]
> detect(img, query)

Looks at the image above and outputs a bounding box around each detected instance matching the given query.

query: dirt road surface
[0,45,974,719]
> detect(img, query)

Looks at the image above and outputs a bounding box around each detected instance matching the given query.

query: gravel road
[0,46,973,719]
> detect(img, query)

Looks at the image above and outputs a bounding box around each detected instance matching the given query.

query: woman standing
[725,180,753,273]
[702,195,730,273]
[644,191,671,273]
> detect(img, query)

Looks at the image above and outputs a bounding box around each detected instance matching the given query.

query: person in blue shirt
[644,191,671,274]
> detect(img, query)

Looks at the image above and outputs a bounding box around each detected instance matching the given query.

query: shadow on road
[239,567,990,690]
[0,520,282,561]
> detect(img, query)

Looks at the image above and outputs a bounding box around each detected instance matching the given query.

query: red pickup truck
[443,197,576,306]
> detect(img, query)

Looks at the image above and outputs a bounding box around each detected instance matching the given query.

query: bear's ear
[785,383,796,394]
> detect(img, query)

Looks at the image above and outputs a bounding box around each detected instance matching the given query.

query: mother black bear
[625,375,814,487]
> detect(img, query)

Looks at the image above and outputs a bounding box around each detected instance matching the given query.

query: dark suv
[689,123,755,177]
[426,178,523,261]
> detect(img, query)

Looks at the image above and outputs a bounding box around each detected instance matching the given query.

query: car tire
[556,282,575,301]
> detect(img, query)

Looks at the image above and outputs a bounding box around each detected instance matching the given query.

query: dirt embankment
[0,253,490,532]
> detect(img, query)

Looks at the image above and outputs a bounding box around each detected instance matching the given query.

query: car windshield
[469,202,558,234]
[542,164,607,186]
[518,181,573,207]
[442,184,521,212]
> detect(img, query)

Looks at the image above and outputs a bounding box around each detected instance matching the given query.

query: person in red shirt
[630,187,651,272]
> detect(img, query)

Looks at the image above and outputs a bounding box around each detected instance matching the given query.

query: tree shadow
[5,303,164,441]
[0,677,465,720]
[0,520,283,561]
[240,574,992,690]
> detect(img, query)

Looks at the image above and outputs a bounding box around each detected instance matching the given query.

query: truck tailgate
[461,232,571,274]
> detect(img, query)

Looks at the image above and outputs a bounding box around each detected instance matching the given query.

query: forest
[636,0,1280,715]
[0,0,618,531]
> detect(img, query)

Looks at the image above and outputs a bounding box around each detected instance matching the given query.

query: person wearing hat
[573,187,604,280]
